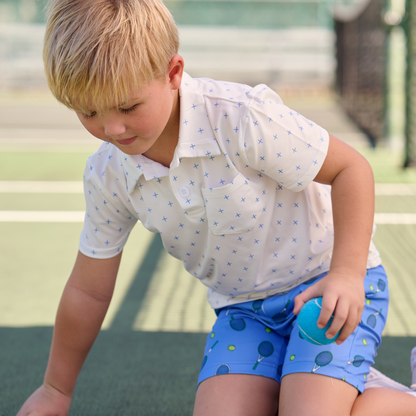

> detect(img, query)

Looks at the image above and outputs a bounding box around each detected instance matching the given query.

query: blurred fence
[334,0,387,146]
[404,0,416,167]
[0,0,44,24]
[0,0,346,28]
[1,0,344,90]
[164,0,334,28]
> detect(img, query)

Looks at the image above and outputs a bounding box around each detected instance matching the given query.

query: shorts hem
[282,362,365,393]
[198,362,281,386]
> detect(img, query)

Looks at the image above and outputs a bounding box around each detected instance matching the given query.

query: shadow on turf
[1,330,414,415]
[2,233,415,414]
[109,233,164,331]
[0,327,207,416]
[1,234,208,416]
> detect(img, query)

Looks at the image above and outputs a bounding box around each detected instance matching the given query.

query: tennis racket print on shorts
[253,341,274,370]
[312,351,333,373]
[197,265,389,393]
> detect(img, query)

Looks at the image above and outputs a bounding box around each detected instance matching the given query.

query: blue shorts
[198,265,389,393]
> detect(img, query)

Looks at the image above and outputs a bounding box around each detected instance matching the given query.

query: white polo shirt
[79,72,381,308]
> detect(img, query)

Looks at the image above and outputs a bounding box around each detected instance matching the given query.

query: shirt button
[179,186,190,198]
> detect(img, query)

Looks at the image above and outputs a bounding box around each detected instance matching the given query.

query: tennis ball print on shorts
[363,274,387,330]
[229,315,275,372]
[200,315,247,375]
[221,313,246,375]
[281,348,333,374]
[200,313,278,377]
[199,334,234,376]
[365,277,386,305]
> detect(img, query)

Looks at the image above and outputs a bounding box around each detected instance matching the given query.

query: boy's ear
[168,55,184,90]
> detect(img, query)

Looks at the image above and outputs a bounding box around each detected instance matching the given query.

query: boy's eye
[120,104,138,114]
[83,111,97,119]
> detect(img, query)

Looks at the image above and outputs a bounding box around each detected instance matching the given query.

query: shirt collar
[122,72,221,194]
[171,72,221,168]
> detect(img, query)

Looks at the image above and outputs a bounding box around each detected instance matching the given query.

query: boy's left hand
[293,269,365,345]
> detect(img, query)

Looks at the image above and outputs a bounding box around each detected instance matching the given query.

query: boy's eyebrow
[115,100,128,108]
[115,97,142,109]
[83,94,142,113]
[97,101,128,112]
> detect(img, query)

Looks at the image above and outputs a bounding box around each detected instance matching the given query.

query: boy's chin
[107,141,143,156]
[116,147,143,156]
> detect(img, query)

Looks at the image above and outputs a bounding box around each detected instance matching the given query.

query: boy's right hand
[16,384,71,416]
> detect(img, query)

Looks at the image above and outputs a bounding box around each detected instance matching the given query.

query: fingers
[316,292,338,331]
[295,271,365,345]
[293,285,320,315]
[293,293,307,316]
[322,297,363,345]
[333,301,363,345]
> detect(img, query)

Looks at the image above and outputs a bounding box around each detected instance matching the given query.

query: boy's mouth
[116,137,137,145]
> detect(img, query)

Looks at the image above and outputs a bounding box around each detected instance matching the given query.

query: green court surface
[1,108,416,415]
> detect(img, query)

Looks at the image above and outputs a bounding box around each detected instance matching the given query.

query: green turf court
[1,96,416,415]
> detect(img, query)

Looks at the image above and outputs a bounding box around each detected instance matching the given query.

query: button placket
[179,186,190,198]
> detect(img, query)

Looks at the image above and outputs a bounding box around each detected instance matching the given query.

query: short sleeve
[241,85,329,191]
[79,149,138,259]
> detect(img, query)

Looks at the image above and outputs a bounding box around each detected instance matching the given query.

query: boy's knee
[279,373,357,416]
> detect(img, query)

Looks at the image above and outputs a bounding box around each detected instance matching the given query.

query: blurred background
[1,0,416,158]
[1,1,416,415]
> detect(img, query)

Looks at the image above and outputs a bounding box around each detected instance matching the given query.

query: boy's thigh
[197,307,288,387]
[194,374,280,416]
[281,265,389,393]
[279,372,358,416]
[195,310,285,415]
[194,265,388,415]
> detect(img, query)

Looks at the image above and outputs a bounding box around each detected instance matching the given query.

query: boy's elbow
[65,251,121,304]
[65,281,114,305]
[315,136,374,186]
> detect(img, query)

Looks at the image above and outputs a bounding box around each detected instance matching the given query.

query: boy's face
[76,75,180,160]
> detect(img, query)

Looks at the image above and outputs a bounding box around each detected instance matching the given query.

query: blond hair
[43,0,179,113]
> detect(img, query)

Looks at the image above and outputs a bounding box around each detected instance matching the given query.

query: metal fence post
[334,0,388,147]
[404,0,416,167]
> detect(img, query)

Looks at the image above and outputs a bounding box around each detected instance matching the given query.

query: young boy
[17,0,416,415]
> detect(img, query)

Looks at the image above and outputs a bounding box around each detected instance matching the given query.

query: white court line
[0,211,85,222]
[0,136,97,145]
[0,181,83,193]
[375,183,416,195]
[0,211,415,224]
[374,213,416,225]
[0,183,415,223]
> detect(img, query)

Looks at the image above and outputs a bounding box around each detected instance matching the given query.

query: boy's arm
[17,251,122,416]
[293,134,374,345]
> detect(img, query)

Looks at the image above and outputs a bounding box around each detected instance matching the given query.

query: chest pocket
[201,173,265,235]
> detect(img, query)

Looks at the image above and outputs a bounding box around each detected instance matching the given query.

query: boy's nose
[104,119,127,137]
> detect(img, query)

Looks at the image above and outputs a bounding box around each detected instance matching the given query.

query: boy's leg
[279,373,416,416]
[194,302,289,416]
[279,373,357,416]
[278,265,393,416]
[352,388,416,416]
[193,374,279,416]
